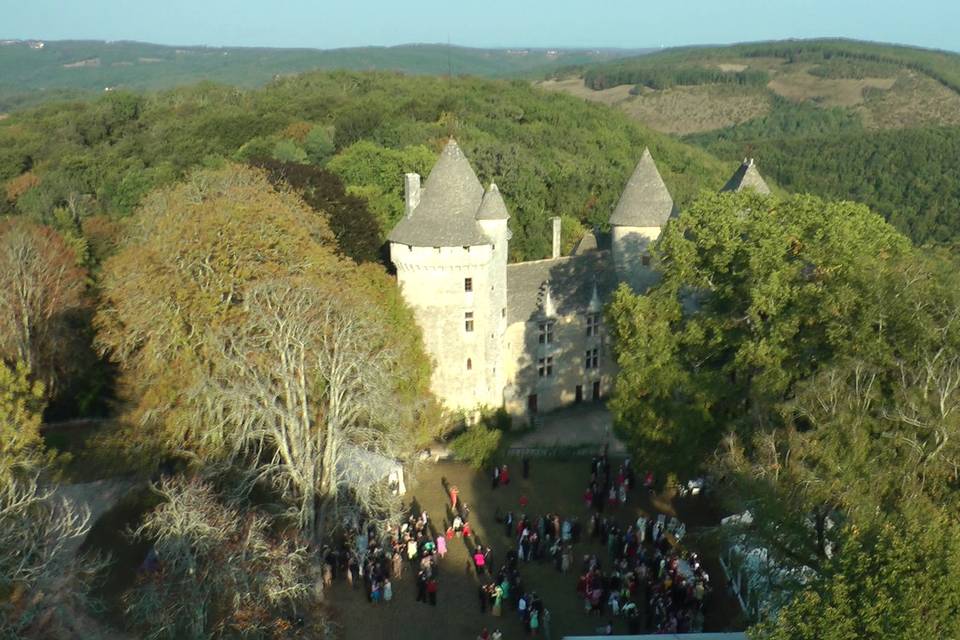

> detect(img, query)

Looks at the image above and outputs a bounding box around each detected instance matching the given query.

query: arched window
[467,358,473,371]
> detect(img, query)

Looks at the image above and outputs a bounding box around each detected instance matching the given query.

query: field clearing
[622,85,770,135]
[766,70,896,107]
[859,72,960,129]
[537,77,635,105]
[329,459,744,639]
[536,78,771,135]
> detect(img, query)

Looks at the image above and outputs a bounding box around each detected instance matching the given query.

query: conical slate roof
[722,159,771,195]
[388,139,489,247]
[609,148,675,227]
[476,183,510,221]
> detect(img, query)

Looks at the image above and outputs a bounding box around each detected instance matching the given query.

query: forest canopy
[0,71,735,263]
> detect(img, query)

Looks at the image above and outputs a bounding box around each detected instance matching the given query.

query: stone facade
[388,141,769,419]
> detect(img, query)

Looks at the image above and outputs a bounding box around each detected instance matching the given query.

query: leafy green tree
[326,140,436,233]
[271,139,308,164]
[753,504,960,640]
[303,125,335,164]
[0,360,46,478]
[609,191,912,472]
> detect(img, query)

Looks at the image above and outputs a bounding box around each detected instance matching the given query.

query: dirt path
[511,404,626,455]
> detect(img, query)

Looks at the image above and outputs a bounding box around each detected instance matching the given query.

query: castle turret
[609,148,674,289]
[388,140,508,411]
[476,182,511,404]
[722,158,772,195]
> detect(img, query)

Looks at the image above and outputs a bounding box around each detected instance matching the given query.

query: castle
[388,140,769,418]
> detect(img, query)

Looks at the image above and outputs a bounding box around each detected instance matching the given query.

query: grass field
[328,459,744,639]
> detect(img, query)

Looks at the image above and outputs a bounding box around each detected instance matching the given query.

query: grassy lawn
[329,458,744,639]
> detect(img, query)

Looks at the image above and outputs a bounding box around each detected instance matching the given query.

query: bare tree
[195,279,409,543]
[0,472,100,638]
[124,476,322,640]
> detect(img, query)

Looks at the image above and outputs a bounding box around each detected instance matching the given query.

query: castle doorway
[527,394,538,413]
[592,381,601,402]
[575,385,583,403]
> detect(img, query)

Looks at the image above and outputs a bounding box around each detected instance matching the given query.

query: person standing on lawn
[416,569,427,603]
[474,546,487,575]
[427,575,438,605]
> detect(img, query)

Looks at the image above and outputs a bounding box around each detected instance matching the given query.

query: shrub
[450,424,502,469]
[477,406,513,432]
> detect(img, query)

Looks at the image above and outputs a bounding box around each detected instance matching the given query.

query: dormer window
[465,277,473,292]
[538,321,554,345]
[586,313,601,337]
[465,312,474,332]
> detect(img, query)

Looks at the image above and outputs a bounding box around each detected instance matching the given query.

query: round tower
[476,182,511,403]
[609,148,674,290]
[388,140,507,412]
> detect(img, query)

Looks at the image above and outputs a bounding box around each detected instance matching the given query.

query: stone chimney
[404,173,421,218]
[551,216,561,259]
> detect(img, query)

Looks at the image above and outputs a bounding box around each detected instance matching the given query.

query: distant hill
[542,39,960,135]
[0,39,648,111]
[539,39,960,246]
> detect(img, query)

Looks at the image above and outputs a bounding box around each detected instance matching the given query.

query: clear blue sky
[2,0,957,52]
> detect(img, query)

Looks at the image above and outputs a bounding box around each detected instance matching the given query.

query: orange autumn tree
[96,164,430,540]
[0,219,88,399]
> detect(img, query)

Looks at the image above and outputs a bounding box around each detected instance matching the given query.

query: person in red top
[519,495,529,509]
[450,485,459,510]
[462,521,472,538]
[473,547,486,575]
[500,465,510,485]
[583,486,593,509]
[427,577,438,605]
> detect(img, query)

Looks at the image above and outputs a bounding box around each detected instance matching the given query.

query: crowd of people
[321,509,447,607]
[319,448,714,638]
[574,453,711,633]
